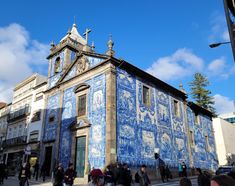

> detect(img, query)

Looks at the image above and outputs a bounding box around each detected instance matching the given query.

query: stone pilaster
[183,101,194,169]
[105,65,117,165]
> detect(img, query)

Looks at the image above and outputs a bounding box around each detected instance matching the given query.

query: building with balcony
[4,73,47,175]
[0,103,11,162]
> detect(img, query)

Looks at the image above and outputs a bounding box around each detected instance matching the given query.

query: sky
[0,0,234,114]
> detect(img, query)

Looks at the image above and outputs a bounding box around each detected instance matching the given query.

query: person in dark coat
[104,165,114,186]
[33,160,39,181]
[0,161,5,184]
[18,163,30,186]
[40,162,46,182]
[123,163,132,186]
[182,162,187,177]
[53,163,64,186]
[196,168,210,186]
[115,163,126,186]
[64,163,76,186]
[137,164,150,186]
[165,165,171,181]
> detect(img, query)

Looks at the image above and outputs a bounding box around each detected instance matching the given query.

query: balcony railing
[8,105,30,122]
[3,136,27,147]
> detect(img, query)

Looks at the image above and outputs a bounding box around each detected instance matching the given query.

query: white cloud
[222,30,230,41]
[209,13,230,42]
[214,94,234,114]
[0,23,49,103]
[146,48,204,81]
[207,57,226,75]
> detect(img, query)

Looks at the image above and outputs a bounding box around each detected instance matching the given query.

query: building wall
[27,84,47,142]
[116,68,217,170]
[213,118,235,165]
[187,108,217,170]
[116,68,189,168]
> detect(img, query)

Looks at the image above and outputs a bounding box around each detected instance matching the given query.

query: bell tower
[47,22,91,88]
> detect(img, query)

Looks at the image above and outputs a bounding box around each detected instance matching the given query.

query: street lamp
[209,41,231,48]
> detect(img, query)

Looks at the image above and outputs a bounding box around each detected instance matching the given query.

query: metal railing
[3,136,27,147]
[8,105,30,121]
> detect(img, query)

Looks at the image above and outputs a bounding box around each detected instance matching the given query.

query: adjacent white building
[4,73,47,175]
[213,117,235,166]
[219,112,235,124]
[0,103,11,162]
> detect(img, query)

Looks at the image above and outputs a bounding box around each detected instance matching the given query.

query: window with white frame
[77,94,87,117]
[173,100,180,117]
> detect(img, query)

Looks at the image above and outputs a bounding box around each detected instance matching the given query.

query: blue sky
[0,0,234,114]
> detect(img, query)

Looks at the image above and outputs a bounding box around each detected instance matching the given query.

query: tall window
[205,135,209,151]
[189,131,194,146]
[143,85,150,106]
[195,113,200,124]
[31,110,41,122]
[173,100,180,117]
[78,94,87,117]
[54,57,61,74]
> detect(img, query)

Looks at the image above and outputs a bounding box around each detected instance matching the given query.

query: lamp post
[209,41,231,48]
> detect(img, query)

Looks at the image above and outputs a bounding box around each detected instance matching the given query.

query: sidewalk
[8,176,53,185]
[8,175,197,186]
[150,175,197,185]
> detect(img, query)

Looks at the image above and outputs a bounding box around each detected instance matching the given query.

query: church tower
[47,23,92,88]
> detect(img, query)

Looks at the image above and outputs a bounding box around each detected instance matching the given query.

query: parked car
[216,166,234,175]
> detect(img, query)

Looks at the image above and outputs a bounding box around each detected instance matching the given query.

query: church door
[76,136,86,177]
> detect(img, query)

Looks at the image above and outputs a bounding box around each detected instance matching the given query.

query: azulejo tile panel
[116,67,216,170]
[88,74,106,169]
[59,87,76,168]
[43,93,60,141]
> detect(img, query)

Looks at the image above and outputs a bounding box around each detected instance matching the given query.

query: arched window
[54,57,61,74]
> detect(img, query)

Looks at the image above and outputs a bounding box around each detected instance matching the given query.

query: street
[2,177,198,186]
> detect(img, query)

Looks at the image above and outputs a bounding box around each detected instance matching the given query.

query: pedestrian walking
[136,164,150,186]
[115,163,126,186]
[0,161,5,184]
[182,162,187,177]
[40,162,46,182]
[104,165,114,186]
[165,164,172,181]
[123,163,132,186]
[178,161,183,177]
[53,163,64,186]
[33,160,39,181]
[179,177,192,186]
[158,158,165,182]
[18,163,30,186]
[196,168,210,186]
[211,175,235,186]
[88,168,105,186]
[64,163,76,186]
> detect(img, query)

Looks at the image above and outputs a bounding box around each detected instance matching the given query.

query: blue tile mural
[59,87,76,168]
[62,56,105,83]
[43,93,60,141]
[186,107,218,170]
[87,74,106,169]
[55,73,106,169]
[116,67,216,170]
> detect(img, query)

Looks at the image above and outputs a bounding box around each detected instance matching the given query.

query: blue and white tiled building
[40,23,218,182]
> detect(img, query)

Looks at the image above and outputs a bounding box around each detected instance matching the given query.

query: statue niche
[77,56,89,74]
